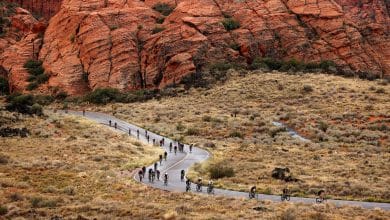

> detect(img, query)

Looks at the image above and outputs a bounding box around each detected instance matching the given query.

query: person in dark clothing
[174,146,177,155]
[138,170,143,182]
[148,168,153,182]
[159,155,163,165]
[137,129,139,138]
[169,142,173,152]
[164,151,168,161]
[180,170,185,182]
[156,170,160,181]
[154,162,158,171]
[186,179,191,192]
[109,120,112,126]
[142,166,146,177]
[189,144,193,153]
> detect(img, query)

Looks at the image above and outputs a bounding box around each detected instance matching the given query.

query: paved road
[58,110,390,210]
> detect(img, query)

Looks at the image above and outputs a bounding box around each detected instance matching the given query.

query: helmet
[165,173,168,175]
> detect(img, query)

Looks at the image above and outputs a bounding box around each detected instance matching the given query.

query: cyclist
[156,169,161,181]
[249,186,257,199]
[196,178,202,192]
[164,173,168,186]
[154,162,158,171]
[316,190,326,203]
[174,146,177,155]
[207,180,214,194]
[180,170,185,182]
[138,170,143,182]
[186,179,191,192]
[159,155,163,165]
[164,151,168,161]
[151,170,155,183]
[169,142,173,152]
[148,168,153,182]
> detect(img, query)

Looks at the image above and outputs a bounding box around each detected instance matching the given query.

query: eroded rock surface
[2,0,390,95]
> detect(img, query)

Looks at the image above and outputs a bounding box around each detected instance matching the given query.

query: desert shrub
[0,154,9,164]
[202,115,212,122]
[176,122,185,131]
[0,206,7,215]
[281,207,297,220]
[302,85,313,93]
[6,94,36,115]
[186,128,200,136]
[280,59,306,72]
[84,88,122,104]
[24,59,48,90]
[229,130,243,138]
[152,26,165,34]
[9,193,23,201]
[318,121,328,132]
[30,197,58,208]
[229,43,240,51]
[222,18,240,31]
[204,142,216,148]
[0,76,9,95]
[156,17,165,24]
[208,162,235,179]
[31,103,43,116]
[375,88,385,94]
[153,3,174,16]
[62,186,76,196]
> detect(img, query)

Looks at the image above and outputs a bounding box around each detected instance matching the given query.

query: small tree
[222,18,240,31]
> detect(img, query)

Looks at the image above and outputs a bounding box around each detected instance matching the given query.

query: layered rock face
[2,0,390,95]
[0,7,46,93]
[5,0,62,19]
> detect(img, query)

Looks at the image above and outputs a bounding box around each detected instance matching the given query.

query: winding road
[59,110,390,210]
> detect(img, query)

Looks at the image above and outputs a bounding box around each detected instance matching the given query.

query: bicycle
[248,191,258,199]
[207,185,214,194]
[281,193,290,201]
[196,183,202,192]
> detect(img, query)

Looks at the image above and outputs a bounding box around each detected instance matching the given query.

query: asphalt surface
[58,110,390,210]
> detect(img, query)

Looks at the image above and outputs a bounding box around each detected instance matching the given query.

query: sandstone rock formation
[1,0,389,95]
[0,5,46,93]
[5,0,62,19]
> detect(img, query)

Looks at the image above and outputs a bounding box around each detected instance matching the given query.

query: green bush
[222,18,240,31]
[208,162,235,179]
[0,76,9,95]
[229,130,243,138]
[84,88,122,104]
[0,206,7,215]
[153,3,174,16]
[24,59,48,90]
[152,26,165,34]
[156,17,165,24]
[5,94,45,115]
[186,128,200,136]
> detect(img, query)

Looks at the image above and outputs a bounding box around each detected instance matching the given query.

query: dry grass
[87,72,390,202]
[0,97,389,218]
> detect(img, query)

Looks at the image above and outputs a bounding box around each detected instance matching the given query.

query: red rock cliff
[5,0,62,19]
[1,0,389,95]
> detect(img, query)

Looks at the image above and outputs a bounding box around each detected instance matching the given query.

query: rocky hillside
[0,0,389,95]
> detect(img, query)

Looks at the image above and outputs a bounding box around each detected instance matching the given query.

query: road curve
[59,110,390,210]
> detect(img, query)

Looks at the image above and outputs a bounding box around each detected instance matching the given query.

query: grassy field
[0,106,389,219]
[80,71,390,203]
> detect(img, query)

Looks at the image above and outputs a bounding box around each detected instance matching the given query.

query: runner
[189,144,193,153]
[169,142,173,152]
[142,166,146,177]
[174,146,177,155]
[159,155,163,165]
